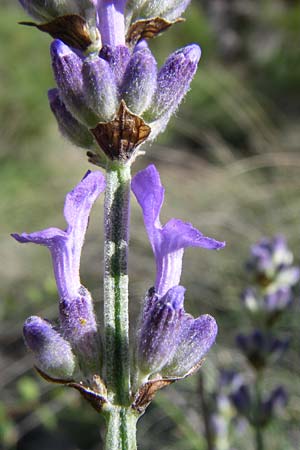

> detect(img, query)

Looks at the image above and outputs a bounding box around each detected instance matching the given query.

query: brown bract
[126,17,184,47]
[91,100,151,162]
[19,15,93,51]
[36,367,108,413]
[132,359,205,413]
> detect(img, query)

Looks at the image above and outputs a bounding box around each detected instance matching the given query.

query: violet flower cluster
[16,0,226,446]
[19,0,201,165]
[231,236,298,433]
[13,165,224,400]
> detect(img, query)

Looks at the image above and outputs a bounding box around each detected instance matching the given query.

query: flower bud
[48,88,95,149]
[51,39,98,127]
[262,387,287,424]
[100,44,131,88]
[230,385,251,417]
[146,44,201,139]
[23,316,76,379]
[82,55,118,122]
[236,331,288,370]
[121,46,157,115]
[59,286,101,376]
[162,314,217,377]
[137,286,184,376]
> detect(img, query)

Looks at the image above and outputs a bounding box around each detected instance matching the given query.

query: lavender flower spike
[132,164,225,296]
[24,316,76,379]
[12,171,105,299]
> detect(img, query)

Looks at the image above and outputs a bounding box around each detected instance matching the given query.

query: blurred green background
[1,1,300,449]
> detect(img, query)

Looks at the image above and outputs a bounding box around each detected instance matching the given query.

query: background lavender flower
[236,331,289,370]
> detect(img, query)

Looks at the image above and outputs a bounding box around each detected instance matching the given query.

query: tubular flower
[23,315,76,379]
[13,171,106,378]
[132,165,224,380]
[131,164,225,297]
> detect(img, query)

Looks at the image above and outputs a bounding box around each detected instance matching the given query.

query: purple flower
[121,45,157,115]
[97,0,127,47]
[12,172,105,376]
[133,165,222,379]
[241,286,294,323]
[247,235,299,288]
[264,287,293,311]
[48,88,95,149]
[12,171,105,299]
[23,315,76,379]
[236,330,289,370]
[50,40,100,127]
[162,310,217,377]
[132,164,225,297]
[137,286,185,375]
[136,286,218,379]
[262,386,287,424]
[146,44,201,140]
[231,384,287,427]
[20,0,200,155]
[230,385,251,417]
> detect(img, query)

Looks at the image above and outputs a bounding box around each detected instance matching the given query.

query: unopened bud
[23,315,76,379]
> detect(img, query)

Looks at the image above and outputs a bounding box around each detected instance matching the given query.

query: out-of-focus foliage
[1,1,300,449]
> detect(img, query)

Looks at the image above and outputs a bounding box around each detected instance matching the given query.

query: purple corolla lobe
[12,171,105,299]
[132,164,225,297]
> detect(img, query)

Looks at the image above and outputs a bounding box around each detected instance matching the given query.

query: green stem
[105,407,138,450]
[104,163,131,405]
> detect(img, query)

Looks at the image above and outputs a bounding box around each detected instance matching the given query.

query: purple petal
[230,385,252,416]
[162,313,218,377]
[51,40,98,127]
[48,88,95,149]
[82,56,118,121]
[59,286,101,375]
[23,315,76,379]
[12,171,106,299]
[121,46,157,115]
[97,0,126,46]
[146,44,201,140]
[100,44,131,89]
[132,164,225,295]
[137,285,185,376]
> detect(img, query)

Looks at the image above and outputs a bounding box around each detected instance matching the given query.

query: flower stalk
[105,407,138,450]
[104,162,131,405]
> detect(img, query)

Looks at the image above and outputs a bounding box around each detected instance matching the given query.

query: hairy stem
[104,163,131,405]
[105,407,138,450]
